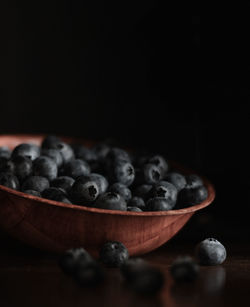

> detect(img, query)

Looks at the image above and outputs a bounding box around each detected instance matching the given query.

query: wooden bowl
[0,135,215,257]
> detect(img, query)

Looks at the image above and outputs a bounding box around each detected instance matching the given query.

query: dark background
[1,1,250,233]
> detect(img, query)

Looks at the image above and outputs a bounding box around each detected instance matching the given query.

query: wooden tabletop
[0,214,249,307]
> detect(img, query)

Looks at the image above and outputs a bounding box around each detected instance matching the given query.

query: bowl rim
[0,134,215,217]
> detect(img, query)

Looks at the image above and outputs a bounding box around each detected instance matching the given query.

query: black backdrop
[1,1,250,226]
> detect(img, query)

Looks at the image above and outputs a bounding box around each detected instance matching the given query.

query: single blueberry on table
[74,260,105,287]
[0,172,20,190]
[178,185,208,207]
[165,172,187,192]
[146,197,173,211]
[121,259,164,296]
[128,196,146,210]
[51,176,75,193]
[99,241,129,267]
[148,181,178,208]
[11,155,33,181]
[33,156,58,181]
[58,247,93,275]
[63,159,90,179]
[94,192,127,211]
[21,176,49,193]
[185,174,203,189]
[170,256,199,282]
[70,176,100,204]
[120,258,147,281]
[41,135,61,149]
[11,143,40,161]
[42,187,72,204]
[133,184,152,200]
[109,182,132,202]
[131,268,164,296]
[42,148,63,167]
[23,190,42,197]
[108,160,135,187]
[135,163,162,185]
[0,146,11,159]
[195,238,227,266]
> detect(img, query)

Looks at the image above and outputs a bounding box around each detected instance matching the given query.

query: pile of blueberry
[0,135,208,211]
[59,237,227,294]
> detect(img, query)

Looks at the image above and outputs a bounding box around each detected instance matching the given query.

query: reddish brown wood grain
[0,134,215,256]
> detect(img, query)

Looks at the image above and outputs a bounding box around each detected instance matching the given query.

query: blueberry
[105,147,131,165]
[74,260,105,287]
[109,182,132,202]
[178,185,208,207]
[135,164,162,185]
[51,176,75,193]
[33,156,58,181]
[108,160,135,187]
[92,143,110,160]
[133,184,152,200]
[0,146,11,159]
[120,258,147,281]
[148,181,178,208]
[99,241,129,267]
[124,262,164,295]
[128,197,145,210]
[165,172,187,192]
[148,155,169,177]
[23,190,42,197]
[21,176,49,193]
[88,173,109,194]
[63,159,90,179]
[11,155,33,181]
[42,148,63,167]
[170,256,199,282]
[42,187,72,204]
[185,174,203,189]
[0,172,20,190]
[127,206,142,212]
[94,192,127,211]
[58,247,92,275]
[0,157,14,173]
[11,143,40,161]
[195,238,227,266]
[48,141,74,164]
[41,135,61,149]
[146,197,173,211]
[71,144,98,164]
[70,176,100,204]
